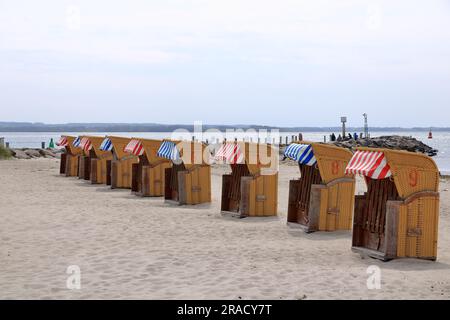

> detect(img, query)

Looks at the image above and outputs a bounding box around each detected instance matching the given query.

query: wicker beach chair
[75,135,111,182]
[216,142,278,217]
[57,135,83,177]
[285,142,355,233]
[159,140,211,205]
[124,138,172,197]
[106,136,139,189]
[346,147,440,261]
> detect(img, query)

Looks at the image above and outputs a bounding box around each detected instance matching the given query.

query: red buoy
[428,130,433,139]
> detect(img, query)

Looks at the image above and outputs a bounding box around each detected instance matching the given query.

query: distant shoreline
[0,122,448,132]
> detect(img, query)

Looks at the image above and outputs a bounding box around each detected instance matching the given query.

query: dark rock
[39,149,57,158]
[24,149,42,158]
[11,149,31,159]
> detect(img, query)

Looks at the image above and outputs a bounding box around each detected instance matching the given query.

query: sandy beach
[0,157,449,300]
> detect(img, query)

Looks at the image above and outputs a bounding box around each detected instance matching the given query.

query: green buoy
[49,138,55,148]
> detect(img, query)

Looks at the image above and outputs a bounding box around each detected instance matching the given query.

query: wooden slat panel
[404,195,439,259]
[326,184,338,231]
[200,166,211,203]
[406,200,418,257]
[318,188,329,231]
[60,153,67,174]
[158,162,172,196]
[325,186,336,231]
[352,195,367,248]
[432,197,439,259]
[192,168,200,204]
[164,168,172,200]
[178,170,187,204]
[263,174,277,216]
[84,157,91,181]
[255,174,264,215]
[111,161,118,189]
[336,181,355,230]
[291,164,322,226]
[385,201,401,258]
[396,204,407,257]
[191,168,199,204]
[141,165,151,196]
[287,180,301,223]
[308,185,324,232]
[65,154,72,177]
[78,156,84,179]
[106,160,112,185]
[152,164,161,196]
[90,159,98,184]
[66,154,79,177]
[152,164,160,196]
[131,163,139,192]
[221,175,232,212]
[93,158,101,184]
[240,177,254,216]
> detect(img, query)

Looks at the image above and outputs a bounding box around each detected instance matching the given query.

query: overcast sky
[1,0,449,127]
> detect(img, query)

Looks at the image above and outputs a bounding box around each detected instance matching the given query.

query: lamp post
[363,113,369,139]
[341,116,347,138]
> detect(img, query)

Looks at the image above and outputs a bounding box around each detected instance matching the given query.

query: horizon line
[0,121,447,130]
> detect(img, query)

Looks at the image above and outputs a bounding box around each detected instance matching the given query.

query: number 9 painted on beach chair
[346,148,440,261]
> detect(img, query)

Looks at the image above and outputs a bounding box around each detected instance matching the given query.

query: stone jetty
[8,148,63,160]
[330,135,438,157]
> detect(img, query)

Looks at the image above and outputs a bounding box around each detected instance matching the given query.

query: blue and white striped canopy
[157,141,181,161]
[284,143,317,166]
[72,137,81,148]
[100,138,113,151]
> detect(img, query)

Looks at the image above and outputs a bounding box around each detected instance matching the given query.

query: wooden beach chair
[159,140,211,205]
[215,142,278,217]
[107,136,139,189]
[285,142,355,232]
[125,138,172,197]
[346,147,440,261]
[57,135,83,177]
[77,135,115,183]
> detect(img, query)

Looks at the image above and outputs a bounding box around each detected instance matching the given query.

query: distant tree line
[0,122,448,132]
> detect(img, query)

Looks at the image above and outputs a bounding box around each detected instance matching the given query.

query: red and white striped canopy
[124,139,144,156]
[56,136,68,147]
[345,150,392,179]
[79,137,92,152]
[215,143,245,164]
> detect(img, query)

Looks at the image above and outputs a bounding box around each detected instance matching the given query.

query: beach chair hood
[284,143,317,166]
[57,136,69,147]
[214,143,245,164]
[157,141,181,162]
[72,136,81,148]
[345,150,392,179]
[124,139,145,156]
[79,137,93,153]
[100,137,113,151]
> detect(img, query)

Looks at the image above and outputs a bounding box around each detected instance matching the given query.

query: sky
[1,0,450,127]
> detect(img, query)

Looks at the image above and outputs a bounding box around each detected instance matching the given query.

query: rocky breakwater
[330,135,438,157]
[9,148,63,160]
